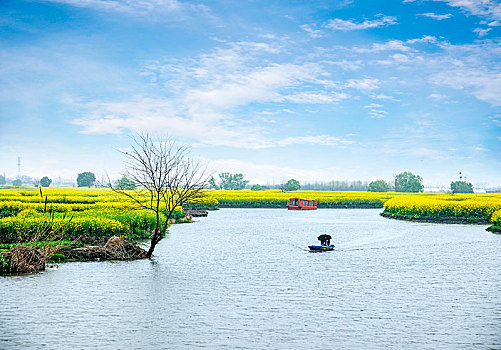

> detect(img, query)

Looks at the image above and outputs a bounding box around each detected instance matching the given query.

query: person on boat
[317,234,332,246]
[325,236,331,246]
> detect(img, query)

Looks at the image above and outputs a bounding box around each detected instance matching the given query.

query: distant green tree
[284,179,301,191]
[77,172,96,187]
[217,172,249,190]
[394,171,424,192]
[40,176,52,187]
[0,174,6,185]
[12,179,22,187]
[251,184,262,191]
[368,180,390,192]
[451,181,473,194]
[208,176,219,190]
[115,176,136,190]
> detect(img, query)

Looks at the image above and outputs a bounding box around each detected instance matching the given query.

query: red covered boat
[287,197,317,210]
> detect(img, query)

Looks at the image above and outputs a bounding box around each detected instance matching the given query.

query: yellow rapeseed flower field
[383,194,501,223]
[210,190,501,226]
[1,187,500,242]
[491,209,501,226]
[0,187,184,242]
[208,189,396,208]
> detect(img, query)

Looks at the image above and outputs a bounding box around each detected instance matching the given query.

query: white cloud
[325,59,362,71]
[364,103,383,108]
[417,12,452,20]
[374,117,471,162]
[231,41,282,54]
[438,0,501,21]
[325,15,397,31]
[488,115,501,127]
[285,91,349,104]
[392,53,410,63]
[73,88,355,149]
[73,101,274,149]
[406,35,438,44]
[371,93,400,101]
[276,135,354,147]
[428,93,450,100]
[370,40,410,52]
[367,108,388,118]
[183,63,325,113]
[345,78,379,91]
[71,35,499,152]
[71,40,353,149]
[474,144,489,152]
[432,69,501,106]
[353,36,439,55]
[473,27,492,37]
[300,24,323,38]
[43,0,209,18]
[406,0,501,21]
[353,40,410,53]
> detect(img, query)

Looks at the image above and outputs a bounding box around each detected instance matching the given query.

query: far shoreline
[380,212,491,225]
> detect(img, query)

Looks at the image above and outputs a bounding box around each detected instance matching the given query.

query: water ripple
[1,209,500,349]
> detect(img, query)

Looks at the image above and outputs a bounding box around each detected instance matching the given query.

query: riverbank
[382,195,501,231]
[208,190,391,209]
[0,236,147,274]
[217,202,383,208]
[486,225,501,233]
[380,212,490,224]
[0,213,198,275]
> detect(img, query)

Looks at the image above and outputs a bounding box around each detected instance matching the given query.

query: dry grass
[9,245,45,273]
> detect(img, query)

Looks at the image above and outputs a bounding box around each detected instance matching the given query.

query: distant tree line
[366,171,474,193]
[394,171,424,192]
[368,180,389,192]
[209,172,249,190]
[451,180,473,194]
[302,180,369,191]
[115,176,137,190]
[0,168,478,194]
[77,172,96,187]
[208,171,476,194]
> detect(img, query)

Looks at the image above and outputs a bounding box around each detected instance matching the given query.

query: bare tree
[111,133,211,258]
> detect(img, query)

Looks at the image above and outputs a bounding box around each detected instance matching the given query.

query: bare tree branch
[110,133,212,258]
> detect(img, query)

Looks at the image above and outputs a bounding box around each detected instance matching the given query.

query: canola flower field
[1,188,500,244]
[209,190,501,229]
[382,194,501,224]
[490,209,501,229]
[207,190,395,208]
[0,187,189,243]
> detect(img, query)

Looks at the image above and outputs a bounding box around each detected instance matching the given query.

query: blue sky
[1,0,500,188]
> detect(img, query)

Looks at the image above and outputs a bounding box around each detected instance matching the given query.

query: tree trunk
[146,228,161,258]
[146,240,157,258]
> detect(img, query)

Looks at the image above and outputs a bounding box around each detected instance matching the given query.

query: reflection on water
[1,209,500,349]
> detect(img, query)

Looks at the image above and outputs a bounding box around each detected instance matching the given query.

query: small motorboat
[310,233,334,251]
[308,245,335,251]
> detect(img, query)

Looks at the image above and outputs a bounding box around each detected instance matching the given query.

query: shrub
[368,180,390,192]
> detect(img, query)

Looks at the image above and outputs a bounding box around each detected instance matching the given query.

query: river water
[1,209,500,349]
